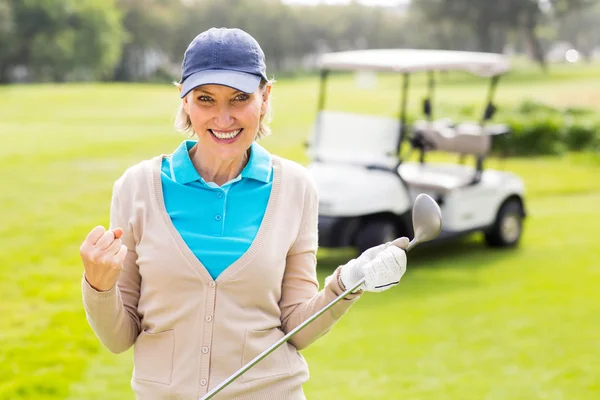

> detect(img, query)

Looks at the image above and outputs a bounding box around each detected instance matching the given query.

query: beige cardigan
[82,153,362,399]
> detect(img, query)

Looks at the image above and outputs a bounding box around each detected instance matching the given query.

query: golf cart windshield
[308,49,510,168]
[308,110,402,169]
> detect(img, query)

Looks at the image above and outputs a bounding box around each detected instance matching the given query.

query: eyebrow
[194,88,245,96]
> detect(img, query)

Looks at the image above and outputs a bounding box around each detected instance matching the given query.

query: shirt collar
[170,140,272,185]
[170,140,202,184]
[241,141,272,183]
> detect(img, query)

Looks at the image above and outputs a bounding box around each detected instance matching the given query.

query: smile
[209,129,242,140]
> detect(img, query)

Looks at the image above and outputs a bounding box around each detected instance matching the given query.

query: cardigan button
[200,379,207,386]
[202,346,209,354]
[209,282,215,288]
[205,315,212,322]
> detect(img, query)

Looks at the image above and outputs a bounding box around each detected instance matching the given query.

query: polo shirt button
[215,214,222,221]
[200,379,207,386]
[217,192,223,199]
[206,315,212,322]
[202,346,209,354]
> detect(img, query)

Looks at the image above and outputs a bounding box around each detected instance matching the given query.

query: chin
[215,143,251,159]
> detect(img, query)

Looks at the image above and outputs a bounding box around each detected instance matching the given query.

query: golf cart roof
[318,49,510,77]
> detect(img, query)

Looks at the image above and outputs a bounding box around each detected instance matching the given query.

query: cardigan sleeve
[81,176,142,354]
[279,172,362,351]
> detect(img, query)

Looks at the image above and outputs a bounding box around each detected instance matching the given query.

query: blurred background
[1,0,599,399]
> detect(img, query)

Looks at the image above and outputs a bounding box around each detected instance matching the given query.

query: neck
[189,144,249,186]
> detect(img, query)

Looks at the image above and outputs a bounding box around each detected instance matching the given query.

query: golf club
[199,193,442,400]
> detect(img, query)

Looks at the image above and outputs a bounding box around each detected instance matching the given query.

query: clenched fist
[80,225,128,292]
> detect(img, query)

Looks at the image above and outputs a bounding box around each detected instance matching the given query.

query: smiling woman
[172,81,273,185]
[174,79,274,140]
[79,27,411,400]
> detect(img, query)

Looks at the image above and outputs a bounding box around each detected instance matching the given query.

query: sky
[281,0,410,6]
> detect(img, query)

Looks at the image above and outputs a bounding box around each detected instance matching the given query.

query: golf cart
[305,49,526,254]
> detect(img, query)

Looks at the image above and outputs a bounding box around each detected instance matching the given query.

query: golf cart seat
[455,121,511,137]
[399,162,478,193]
[412,119,491,157]
[412,119,511,157]
[400,120,512,193]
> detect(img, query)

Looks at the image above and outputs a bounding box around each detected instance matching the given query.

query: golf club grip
[199,276,367,399]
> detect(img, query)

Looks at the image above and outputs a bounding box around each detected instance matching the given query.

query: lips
[209,129,242,140]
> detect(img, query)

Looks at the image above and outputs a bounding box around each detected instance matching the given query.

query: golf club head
[411,193,442,245]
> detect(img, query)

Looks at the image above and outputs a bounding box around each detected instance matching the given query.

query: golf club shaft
[200,237,426,399]
[201,194,439,398]
[406,238,418,252]
[199,276,367,400]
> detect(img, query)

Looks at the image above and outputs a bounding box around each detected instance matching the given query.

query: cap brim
[180,70,262,98]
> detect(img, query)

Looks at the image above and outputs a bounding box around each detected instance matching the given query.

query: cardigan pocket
[240,328,291,383]
[133,329,175,385]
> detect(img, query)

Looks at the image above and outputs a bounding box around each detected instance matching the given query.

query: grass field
[1,62,599,399]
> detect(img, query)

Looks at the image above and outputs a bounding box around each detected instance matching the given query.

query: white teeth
[211,129,241,139]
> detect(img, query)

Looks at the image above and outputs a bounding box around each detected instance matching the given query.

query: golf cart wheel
[484,199,523,247]
[355,219,399,254]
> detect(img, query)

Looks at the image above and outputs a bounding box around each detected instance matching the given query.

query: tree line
[0,0,598,83]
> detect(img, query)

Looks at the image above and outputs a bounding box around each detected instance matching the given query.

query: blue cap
[179,28,268,99]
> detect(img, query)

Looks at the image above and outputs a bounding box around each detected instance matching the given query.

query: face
[181,83,270,161]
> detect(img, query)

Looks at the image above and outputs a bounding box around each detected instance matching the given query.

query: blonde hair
[173,78,275,140]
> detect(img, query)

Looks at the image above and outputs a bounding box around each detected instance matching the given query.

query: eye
[197,95,213,103]
[233,94,250,102]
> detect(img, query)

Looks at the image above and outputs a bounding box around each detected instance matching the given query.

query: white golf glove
[339,237,409,293]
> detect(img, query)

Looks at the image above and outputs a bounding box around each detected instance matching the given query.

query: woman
[80,27,409,400]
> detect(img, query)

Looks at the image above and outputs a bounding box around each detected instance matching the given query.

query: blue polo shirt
[160,140,273,280]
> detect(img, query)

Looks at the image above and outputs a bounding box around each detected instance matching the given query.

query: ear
[176,83,190,114]
[181,92,190,114]
[260,85,271,115]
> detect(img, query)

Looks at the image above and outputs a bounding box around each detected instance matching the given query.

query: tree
[0,1,16,82]
[113,0,182,81]
[555,2,600,60]
[411,0,599,68]
[0,0,125,82]
[511,0,597,68]
[410,0,514,53]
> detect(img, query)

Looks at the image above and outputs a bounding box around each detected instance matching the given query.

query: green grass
[1,61,600,399]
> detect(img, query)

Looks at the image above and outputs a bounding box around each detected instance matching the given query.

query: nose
[213,104,234,128]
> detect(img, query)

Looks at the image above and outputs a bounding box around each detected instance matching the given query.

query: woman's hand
[339,237,409,293]
[80,225,128,292]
